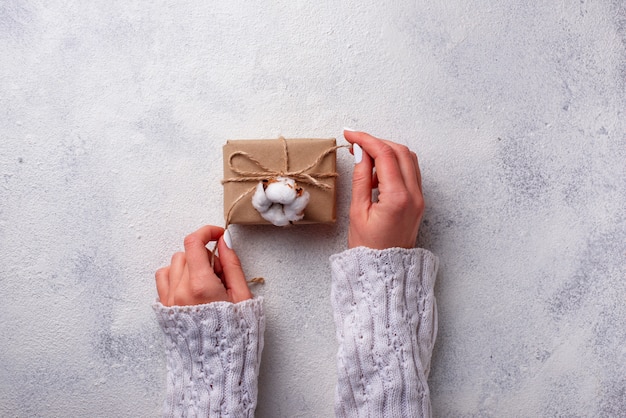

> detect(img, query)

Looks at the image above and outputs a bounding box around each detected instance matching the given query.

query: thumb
[344,130,373,211]
[217,229,252,302]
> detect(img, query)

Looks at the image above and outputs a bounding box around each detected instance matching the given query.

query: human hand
[344,130,425,250]
[155,225,252,306]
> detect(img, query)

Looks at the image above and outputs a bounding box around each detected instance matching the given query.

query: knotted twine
[221,136,348,227]
[211,137,348,284]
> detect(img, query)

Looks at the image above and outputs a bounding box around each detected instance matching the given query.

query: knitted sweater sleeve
[153,297,265,418]
[330,247,439,418]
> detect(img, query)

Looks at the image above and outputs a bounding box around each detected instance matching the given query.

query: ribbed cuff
[330,247,438,418]
[153,297,265,417]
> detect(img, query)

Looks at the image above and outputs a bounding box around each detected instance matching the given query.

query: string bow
[222,136,343,190]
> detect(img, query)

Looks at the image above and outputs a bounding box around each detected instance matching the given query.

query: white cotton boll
[252,182,272,212]
[283,190,310,222]
[264,177,297,204]
[251,176,311,226]
[262,204,291,226]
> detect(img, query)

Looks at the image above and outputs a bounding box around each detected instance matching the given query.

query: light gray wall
[1,1,624,416]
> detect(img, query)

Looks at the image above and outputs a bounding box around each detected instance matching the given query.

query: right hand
[344,130,425,250]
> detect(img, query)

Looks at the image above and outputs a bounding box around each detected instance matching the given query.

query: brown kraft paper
[222,137,338,225]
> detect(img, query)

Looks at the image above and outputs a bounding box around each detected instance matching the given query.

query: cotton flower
[251,176,310,226]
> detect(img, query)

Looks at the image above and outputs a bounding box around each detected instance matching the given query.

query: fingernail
[353,143,363,164]
[343,127,356,132]
[223,228,233,249]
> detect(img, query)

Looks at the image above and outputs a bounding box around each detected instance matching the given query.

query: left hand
[155,225,252,306]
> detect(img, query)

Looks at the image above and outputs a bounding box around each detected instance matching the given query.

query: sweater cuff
[330,247,438,333]
[330,247,439,417]
[153,297,265,417]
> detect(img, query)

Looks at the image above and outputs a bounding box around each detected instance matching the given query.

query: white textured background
[1,1,625,416]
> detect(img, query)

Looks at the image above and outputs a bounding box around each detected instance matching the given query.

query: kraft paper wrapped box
[222,137,338,225]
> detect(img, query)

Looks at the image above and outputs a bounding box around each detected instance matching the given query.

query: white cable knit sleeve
[153,297,265,418]
[330,247,439,418]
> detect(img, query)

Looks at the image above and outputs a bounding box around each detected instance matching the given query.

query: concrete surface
[1,1,624,416]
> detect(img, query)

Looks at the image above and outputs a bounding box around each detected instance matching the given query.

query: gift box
[222,137,338,225]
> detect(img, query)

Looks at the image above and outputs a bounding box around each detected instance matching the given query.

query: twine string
[222,136,348,191]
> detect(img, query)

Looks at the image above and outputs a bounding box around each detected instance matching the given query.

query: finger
[412,151,423,193]
[171,264,191,306]
[169,252,186,293]
[155,267,170,304]
[344,131,406,195]
[184,225,225,278]
[212,251,224,278]
[217,230,252,302]
[344,130,375,212]
[380,139,420,194]
[413,151,425,213]
[211,253,229,289]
